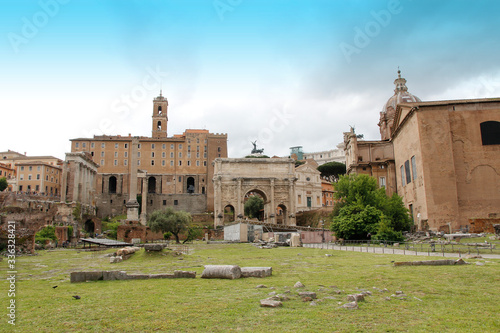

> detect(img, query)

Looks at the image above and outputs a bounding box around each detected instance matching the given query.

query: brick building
[70,92,228,218]
[345,71,500,231]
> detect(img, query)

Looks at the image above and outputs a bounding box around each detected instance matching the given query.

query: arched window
[108,176,117,194]
[157,121,162,130]
[148,177,156,194]
[480,121,500,145]
[187,177,195,193]
[158,105,162,115]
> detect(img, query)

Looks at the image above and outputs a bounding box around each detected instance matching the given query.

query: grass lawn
[2,243,499,332]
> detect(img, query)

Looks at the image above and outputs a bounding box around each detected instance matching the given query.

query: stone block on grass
[201,265,241,279]
[174,270,196,278]
[240,267,272,278]
[144,244,164,251]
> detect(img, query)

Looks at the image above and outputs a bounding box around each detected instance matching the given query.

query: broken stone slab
[102,271,128,280]
[256,284,267,288]
[240,267,272,278]
[346,294,365,302]
[173,270,196,278]
[294,281,305,288]
[110,256,123,264]
[260,299,283,308]
[298,291,317,299]
[144,244,164,251]
[201,265,242,279]
[394,259,467,266]
[341,301,358,309]
[126,274,150,280]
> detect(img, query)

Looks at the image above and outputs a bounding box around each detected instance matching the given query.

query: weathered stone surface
[394,259,468,266]
[144,244,164,251]
[268,291,277,296]
[260,299,283,308]
[256,284,267,288]
[299,292,317,299]
[240,267,272,278]
[110,256,123,263]
[294,281,305,288]
[102,271,128,280]
[341,301,358,309]
[302,297,313,302]
[325,254,332,257]
[85,271,104,281]
[70,272,86,283]
[149,274,175,279]
[127,274,150,280]
[173,270,196,278]
[201,265,242,279]
[346,294,365,302]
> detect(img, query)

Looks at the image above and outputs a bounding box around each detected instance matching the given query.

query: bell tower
[152,91,168,138]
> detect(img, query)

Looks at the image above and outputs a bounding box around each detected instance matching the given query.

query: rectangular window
[196,160,200,166]
[138,160,141,166]
[37,166,41,171]
[204,152,207,158]
[91,152,94,156]
[174,200,178,206]
[217,147,221,152]
[124,151,128,157]
[187,161,191,166]
[179,152,182,158]
[179,144,182,149]
[170,152,174,158]
[114,160,118,166]
[101,151,105,157]
[400,165,406,186]
[178,161,182,166]
[196,152,200,158]
[203,161,207,166]
[75,142,79,148]
[101,160,104,166]
[411,156,417,180]
[115,143,118,149]
[298,195,302,204]
[35,185,39,191]
[124,159,128,166]
[170,161,174,166]
[379,177,386,188]
[46,175,48,181]
[151,152,155,158]
[138,152,141,157]
[101,143,105,148]
[152,143,155,149]
[204,146,207,152]
[178,176,182,182]
[20,166,24,171]
[91,142,95,148]
[114,152,118,157]
[163,200,167,206]
[37,174,40,180]
[151,160,155,166]
[171,144,174,149]
[124,143,128,148]
[187,145,191,152]
[162,144,166,149]
[187,152,191,158]
[162,152,166,158]
[405,160,412,184]
[138,144,141,149]
[29,166,32,171]
[162,160,165,166]
[20,174,24,180]
[82,142,86,148]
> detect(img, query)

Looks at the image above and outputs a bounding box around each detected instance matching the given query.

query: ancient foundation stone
[201,265,242,279]
[240,267,272,278]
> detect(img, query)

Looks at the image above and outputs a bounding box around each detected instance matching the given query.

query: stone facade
[61,152,99,208]
[295,160,322,212]
[213,158,297,226]
[70,93,228,218]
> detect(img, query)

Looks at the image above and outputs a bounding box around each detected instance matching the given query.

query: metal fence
[303,239,499,257]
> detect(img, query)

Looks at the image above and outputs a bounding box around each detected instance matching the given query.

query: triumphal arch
[213,158,297,227]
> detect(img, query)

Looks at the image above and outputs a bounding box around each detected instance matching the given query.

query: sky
[1,0,500,159]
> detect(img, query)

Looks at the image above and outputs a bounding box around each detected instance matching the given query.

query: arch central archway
[244,189,267,221]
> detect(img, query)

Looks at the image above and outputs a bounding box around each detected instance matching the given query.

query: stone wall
[117,221,164,243]
[469,217,500,233]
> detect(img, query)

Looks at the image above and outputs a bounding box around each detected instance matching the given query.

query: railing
[303,239,499,257]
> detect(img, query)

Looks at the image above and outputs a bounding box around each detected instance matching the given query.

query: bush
[35,226,57,243]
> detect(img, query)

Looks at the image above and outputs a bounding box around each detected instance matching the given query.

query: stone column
[214,176,222,227]
[73,162,80,202]
[60,160,68,203]
[270,178,275,224]
[139,173,147,225]
[237,178,242,219]
[126,137,140,221]
[288,178,297,226]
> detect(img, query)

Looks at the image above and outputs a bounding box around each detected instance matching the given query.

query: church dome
[382,70,421,114]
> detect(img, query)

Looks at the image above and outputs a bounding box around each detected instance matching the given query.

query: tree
[35,226,57,244]
[244,195,264,219]
[147,208,192,244]
[330,174,411,241]
[0,177,7,192]
[183,226,203,244]
[317,162,346,182]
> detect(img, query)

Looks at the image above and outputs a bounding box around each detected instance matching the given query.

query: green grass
[2,243,499,332]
